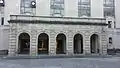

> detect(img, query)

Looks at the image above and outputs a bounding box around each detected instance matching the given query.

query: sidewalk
[0,54,119,59]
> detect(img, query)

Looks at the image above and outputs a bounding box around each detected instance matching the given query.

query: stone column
[84,32,91,54]
[9,23,17,56]
[49,32,56,55]
[30,30,37,56]
[67,31,73,55]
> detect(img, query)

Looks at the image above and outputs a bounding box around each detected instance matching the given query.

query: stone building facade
[8,15,107,56]
[0,0,119,55]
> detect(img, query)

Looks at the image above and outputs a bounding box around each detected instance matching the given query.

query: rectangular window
[108,21,112,28]
[1,17,4,25]
[104,0,115,17]
[78,0,91,17]
[109,37,112,44]
[114,21,116,28]
[50,0,64,17]
[20,0,36,15]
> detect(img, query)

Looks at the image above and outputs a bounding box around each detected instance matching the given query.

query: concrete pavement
[0,57,120,68]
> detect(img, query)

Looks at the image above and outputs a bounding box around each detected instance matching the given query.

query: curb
[0,55,116,59]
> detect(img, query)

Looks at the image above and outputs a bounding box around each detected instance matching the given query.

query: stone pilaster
[49,32,56,55]
[9,34,17,56]
[9,23,17,56]
[67,31,73,55]
[84,33,91,54]
[30,30,37,56]
[101,33,107,55]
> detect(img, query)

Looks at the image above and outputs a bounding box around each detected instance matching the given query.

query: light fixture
[0,0,3,3]
[0,0,4,6]
[31,1,36,8]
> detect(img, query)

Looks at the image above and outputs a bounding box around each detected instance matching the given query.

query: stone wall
[0,25,9,55]
[9,22,108,56]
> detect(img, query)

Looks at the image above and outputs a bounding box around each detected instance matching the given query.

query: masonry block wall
[9,18,108,56]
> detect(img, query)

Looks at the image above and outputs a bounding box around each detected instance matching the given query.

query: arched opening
[74,34,83,54]
[18,33,30,54]
[38,33,49,54]
[90,34,99,53]
[56,33,66,54]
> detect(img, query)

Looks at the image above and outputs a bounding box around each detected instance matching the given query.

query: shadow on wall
[107,48,120,55]
[0,50,8,55]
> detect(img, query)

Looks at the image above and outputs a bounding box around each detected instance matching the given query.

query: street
[0,57,120,68]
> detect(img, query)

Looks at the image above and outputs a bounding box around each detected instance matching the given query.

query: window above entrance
[20,0,36,15]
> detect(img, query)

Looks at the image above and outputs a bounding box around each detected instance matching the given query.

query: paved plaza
[0,57,120,68]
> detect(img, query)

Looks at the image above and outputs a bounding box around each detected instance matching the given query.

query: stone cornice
[8,15,107,26]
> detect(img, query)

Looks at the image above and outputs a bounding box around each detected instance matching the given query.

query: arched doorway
[18,33,30,54]
[90,34,99,53]
[38,33,49,54]
[56,33,66,54]
[74,34,83,54]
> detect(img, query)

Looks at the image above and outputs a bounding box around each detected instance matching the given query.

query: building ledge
[8,15,107,26]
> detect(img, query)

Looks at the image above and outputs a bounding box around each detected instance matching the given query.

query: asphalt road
[0,57,120,68]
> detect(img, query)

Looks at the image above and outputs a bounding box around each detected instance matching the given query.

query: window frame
[78,0,91,17]
[104,0,115,17]
[50,0,64,17]
[20,0,36,15]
